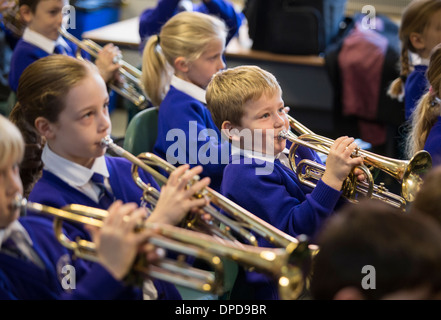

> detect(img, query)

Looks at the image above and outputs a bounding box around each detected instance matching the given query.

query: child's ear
[174,57,189,73]
[409,32,425,51]
[221,121,240,143]
[34,117,55,140]
[19,5,33,25]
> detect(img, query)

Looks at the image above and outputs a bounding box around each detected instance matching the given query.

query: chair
[123,106,159,155]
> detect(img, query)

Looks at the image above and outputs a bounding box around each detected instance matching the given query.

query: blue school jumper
[8,38,83,92]
[221,149,342,300]
[153,85,229,192]
[405,65,429,121]
[424,116,441,167]
[28,156,181,300]
[0,217,142,300]
[139,0,242,47]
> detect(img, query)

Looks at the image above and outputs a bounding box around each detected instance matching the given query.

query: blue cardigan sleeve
[139,0,181,42]
[196,0,242,44]
[221,161,341,245]
[139,0,242,45]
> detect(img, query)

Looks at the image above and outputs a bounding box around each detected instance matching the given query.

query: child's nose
[218,57,226,70]
[274,113,285,127]
[7,171,23,198]
[98,110,111,132]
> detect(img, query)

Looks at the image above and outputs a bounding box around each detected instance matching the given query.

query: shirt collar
[231,144,289,163]
[170,75,206,104]
[22,27,70,54]
[420,58,430,66]
[42,143,109,187]
[0,220,33,249]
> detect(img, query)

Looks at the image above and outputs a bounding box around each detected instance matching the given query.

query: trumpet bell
[402,150,432,202]
[282,114,432,209]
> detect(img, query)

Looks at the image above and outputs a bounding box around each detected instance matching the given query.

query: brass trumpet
[16,196,317,300]
[280,115,432,208]
[101,136,298,248]
[59,26,149,110]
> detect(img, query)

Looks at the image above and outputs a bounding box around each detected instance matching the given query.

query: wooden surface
[82,17,325,66]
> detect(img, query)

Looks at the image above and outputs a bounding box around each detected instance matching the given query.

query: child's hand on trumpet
[87,200,163,281]
[321,136,365,191]
[95,43,122,84]
[149,164,211,226]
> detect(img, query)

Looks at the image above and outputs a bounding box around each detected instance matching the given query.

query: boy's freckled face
[26,0,69,41]
[233,92,289,155]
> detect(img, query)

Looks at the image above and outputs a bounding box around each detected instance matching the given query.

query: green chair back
[123,107,158,156]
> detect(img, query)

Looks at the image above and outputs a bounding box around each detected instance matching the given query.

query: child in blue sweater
[405,43,441,167]
[388,0,441,120]
[9,54,211,299]
[138,0,242,50]
[143,11,231,192]
[206,65,364,299]
[8,0,121,93]
[0,114,175,300]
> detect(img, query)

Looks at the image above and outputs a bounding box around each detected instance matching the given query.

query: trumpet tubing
[58,27,149,110]
[101,136,298,248]
[282,114,432,208]
[16,197,317,299]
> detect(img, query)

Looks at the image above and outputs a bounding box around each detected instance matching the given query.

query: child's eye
[82,111,93,119]
[261,113,270,119]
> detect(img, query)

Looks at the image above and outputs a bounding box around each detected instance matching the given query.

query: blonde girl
[142,11,230,192]
[388,0,441,120]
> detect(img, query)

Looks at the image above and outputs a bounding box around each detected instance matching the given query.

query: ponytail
[141,11,227,107]
[9,102,45,198]
[142,35,172,107]
[388,47,411,101]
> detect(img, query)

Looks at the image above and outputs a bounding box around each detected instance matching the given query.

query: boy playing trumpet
[206,65,364,299]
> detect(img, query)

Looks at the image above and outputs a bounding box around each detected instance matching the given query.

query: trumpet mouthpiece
[101,136,113,148]
[13,194,26,210]
[278,131,289,140]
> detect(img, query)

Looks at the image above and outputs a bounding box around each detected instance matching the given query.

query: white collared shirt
[0,220,33,250]
[231,144,291,167]
[170,75,207,104]
[42,144,111,202]
[22,27,71,54]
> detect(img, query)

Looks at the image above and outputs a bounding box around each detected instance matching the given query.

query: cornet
[101,136,298,249]
[59,26,149,110]
[279,115,432,209]
[15,196,317,300]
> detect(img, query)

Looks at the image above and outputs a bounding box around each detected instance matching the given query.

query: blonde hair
[9,55,97,197]
[142,11,227,107]
[206,65,282,130]
[0,115,24,169]
[405,43,441,157]
[388,0,441,100]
